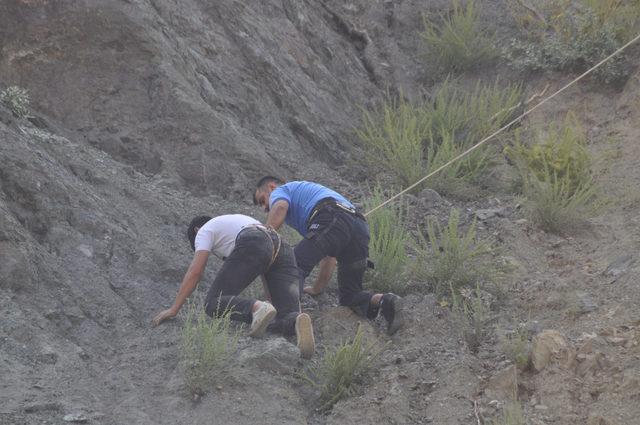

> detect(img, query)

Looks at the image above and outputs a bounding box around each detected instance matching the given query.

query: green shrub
[425,80,523,194]
[507,115,598,233]
[578,0,640,40]
[414,208,492,299]
[506,115,591,194]
[306,325,378,411]
[180,300,238,395]
[0,86,30,118]
[364,185,411,294]
[451,284,489,353]
[522,171,597,233]
[504,1,638,85]
[421,0,496,74]
[356,81,522,196]
[356,95,429,186]
[501,325,531,370]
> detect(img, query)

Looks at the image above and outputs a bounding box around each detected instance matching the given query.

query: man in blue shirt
[253,176,403,335]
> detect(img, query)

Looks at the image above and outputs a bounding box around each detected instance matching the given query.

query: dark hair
[253,175,285,205]
[187,215,212,251]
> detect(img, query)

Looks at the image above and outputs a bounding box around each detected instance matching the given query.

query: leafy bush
[0,86,30,118]
[180,300,238,395]
[506,115,591,194]
[306,325,378,411]
[421,0,496,74]
[414,208,492,299]
[356,81,523,196]
[507,115,598,233]
[364,185,411,294]
[356,95,429,186]
[504,1,639,84]
[501,325,531,370]
[425,80,523,194]
[521,172,597,233]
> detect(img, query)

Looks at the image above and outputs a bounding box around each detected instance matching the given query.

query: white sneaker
[295,313,315,359]
[248,302,277,338]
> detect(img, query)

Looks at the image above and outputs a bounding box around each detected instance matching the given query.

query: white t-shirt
[194,214,260,259]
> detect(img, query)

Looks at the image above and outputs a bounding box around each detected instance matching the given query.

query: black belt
[306,197,362,227]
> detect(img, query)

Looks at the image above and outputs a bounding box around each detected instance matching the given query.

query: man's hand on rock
[152,307,178,326]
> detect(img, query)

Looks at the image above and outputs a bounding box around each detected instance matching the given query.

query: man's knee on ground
[337,258,367,282]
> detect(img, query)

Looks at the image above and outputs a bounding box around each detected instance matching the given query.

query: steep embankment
[2,1,639,424]
[0,1,476,424]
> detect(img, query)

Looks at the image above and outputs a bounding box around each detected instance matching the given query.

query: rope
[364,32,640,217]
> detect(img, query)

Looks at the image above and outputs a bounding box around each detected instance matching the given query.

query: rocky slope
[1,1,640,424]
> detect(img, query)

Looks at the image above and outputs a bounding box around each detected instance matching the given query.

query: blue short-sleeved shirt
[269,181,354,236]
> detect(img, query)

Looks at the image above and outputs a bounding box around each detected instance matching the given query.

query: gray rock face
[0,0,430,196]
[0,0,429,422]
[0,0,504,423]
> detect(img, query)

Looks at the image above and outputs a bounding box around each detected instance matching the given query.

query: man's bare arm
[152,250,210,326]
[266,200,289,230]
[304,256,336,296]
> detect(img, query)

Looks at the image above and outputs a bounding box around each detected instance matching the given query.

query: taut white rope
[365,32,640,217]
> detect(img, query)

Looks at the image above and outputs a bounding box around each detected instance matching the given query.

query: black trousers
[294,205,378,319]
[204,227,300,336]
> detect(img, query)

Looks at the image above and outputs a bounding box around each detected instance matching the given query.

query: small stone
[577,293,598,314]
[603,255,635,282]
[77,348,90,360]
[475,208,506,220]
[63,413,88,423]
[587,415,612,425]
[417,188,442,208]
[515,219,528,225]
[534,404,548,411]
[525,321,543,337]
[607,337,627,346]
[76,244,94,258]
[36,351,58,365]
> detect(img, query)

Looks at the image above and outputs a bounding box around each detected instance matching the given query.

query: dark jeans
[294,205,378,319]
[204,227,300,336]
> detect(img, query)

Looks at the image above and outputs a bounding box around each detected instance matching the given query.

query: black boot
[380,293,404,335]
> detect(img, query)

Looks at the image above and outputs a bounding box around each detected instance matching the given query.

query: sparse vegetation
[0,86,30,118]
[425,80,523,195]
[306,325,378,411]
[501,325,531,370]
[507,115,599,233]
[421,0,496,74]
[504,0,640,84]
[451,284,490,353]
[414,208,492,299]
[356,95,429,186]
[180,300,238,395]
[364,185,412,294]
[356,81,522,196]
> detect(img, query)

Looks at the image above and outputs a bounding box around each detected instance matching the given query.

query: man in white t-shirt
[152,214,315,359]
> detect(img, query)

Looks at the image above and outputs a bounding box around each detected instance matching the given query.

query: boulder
[531,330,574,372]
